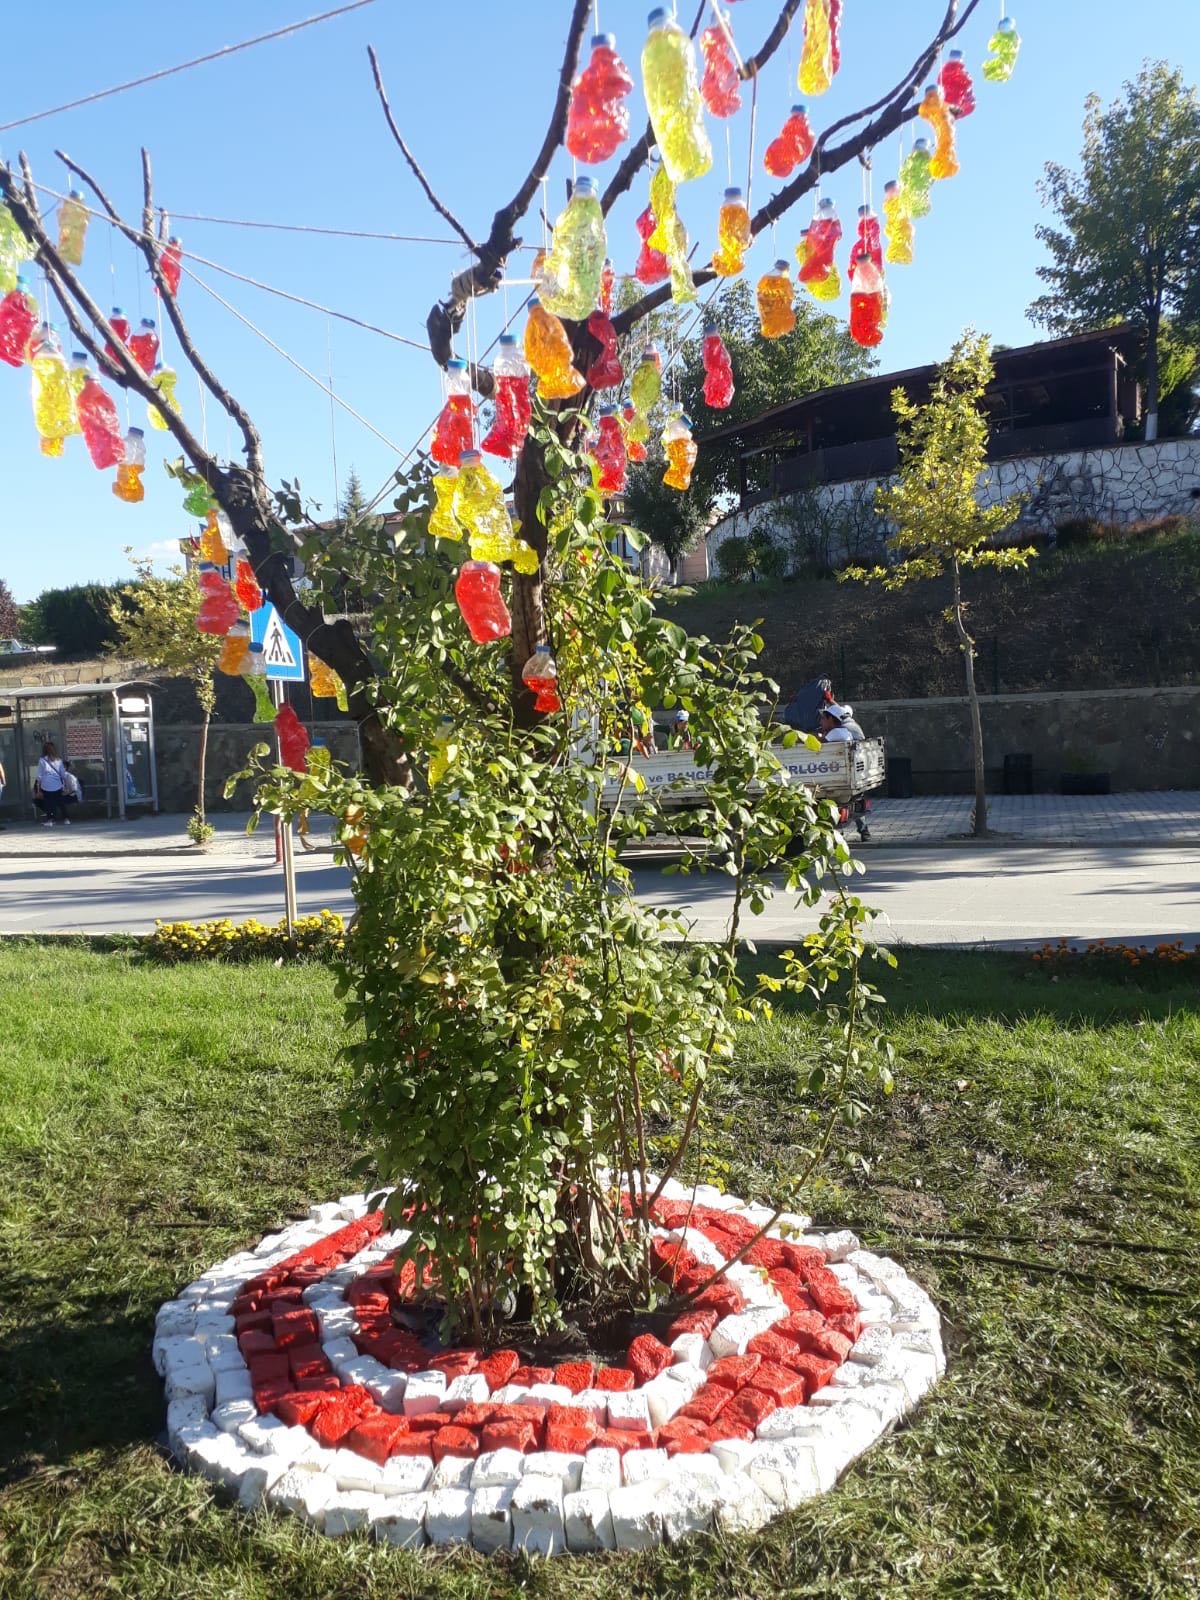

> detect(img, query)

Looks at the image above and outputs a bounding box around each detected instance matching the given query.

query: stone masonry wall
[156,722,362,813]
[708,437,1200,566]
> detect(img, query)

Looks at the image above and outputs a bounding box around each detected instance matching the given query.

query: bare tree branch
[367,45,477,254]
[740,0,804,79]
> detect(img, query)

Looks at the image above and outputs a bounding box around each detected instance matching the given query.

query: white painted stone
[566,1389,608,1426]
[708,1436,762,1476]
[510,1474,566,1557]
[402,1371,447,1417]
[713,1475,776,1533]
[662,1363,706,1399]
[156,1334,205,1377]
[214,1368,253,1406]
[670,1332,713,1371]
[621,1448,669,1486]
[563,1488,617,1552]
[444,1374,490,1412]
[608,1483,664,1551]
[205,1337,245,1375]
[579,1446,622,1490]
[642,1373,688,1430]
[528,1382,573,1408]
[377,1455,433,1496]
[236,1413,288,1455]
[426,1487,473,1545]
[155,1301,196,1336]
[338,1356,389,1389]
[749,1439,825,1508]
[274,1424,322,1466]
[237,1457,287,1510]
[819,1229,861,1261]
[320,1337,359,1365]
[166,1363,215,1406]
[605,1389,651,1432]
[756,1404,828,1441]
[523,1451,584,1491]
[373,1494,429,1548]
[725,1264,782,1309]
[470,1484,515,1553]
[367,1372,408,1414]
[165,1396,210,1452]
[308,1201,344,1226]
[329,1449,383,1492]
[659,1477,720,1543]
[709,1305,786,1357]
[849,1325,894,1366]
[471,1448,526,1488]
[324,1490,383,1536]
[667,1453,725,1489]
[430,1455,475,1490]
[269,1467,336,1527]
[491,1384,530,1406]
[666,1226,727,1267]
[212,1399,258,1434]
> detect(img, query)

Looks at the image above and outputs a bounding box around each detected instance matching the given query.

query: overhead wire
[0,1,379,134]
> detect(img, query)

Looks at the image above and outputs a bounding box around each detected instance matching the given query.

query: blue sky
[1,0,1198,603]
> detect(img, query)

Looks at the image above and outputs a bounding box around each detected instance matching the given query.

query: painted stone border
[156,1177,944,1553]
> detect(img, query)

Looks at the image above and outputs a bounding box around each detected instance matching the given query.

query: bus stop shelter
[0,680,159,820]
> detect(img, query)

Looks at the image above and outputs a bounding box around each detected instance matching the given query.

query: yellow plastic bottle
[309,653,341,699]
[883,181,915,266]
[642,8,712,184]
[539,176,607,323]
[31,326,75,446]
[712,186,752,277]
[798,0,833,96]
[920,85,960,180]
[647,163,695,304]
[661,412,698,491]
[524,298,585,399]
[113,427,146,503]
[148,365,179,431]
[454,450,518,563]
[429,468,463,541]
[199,510,230,565]
[428,715,456,788]
[217,619,250,676]
[757,260,797,338]
[627,349,662,444]
[57,190,89,266]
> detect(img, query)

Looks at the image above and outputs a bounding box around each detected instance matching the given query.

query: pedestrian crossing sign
[250,603,306,682]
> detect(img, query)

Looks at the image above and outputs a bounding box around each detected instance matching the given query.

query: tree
[1,0,992,1329]
[1030,62,1200,443]
[108,557,220,832]
[623,281,871,562]
[843,333,1033,836]
[0,578,19,639]
[21,582,127,658]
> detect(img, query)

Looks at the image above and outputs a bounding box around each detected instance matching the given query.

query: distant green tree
[22,582,128,658]
[0,578,19,639]
[1030,62,1200,441]
[623,281,871,561]
[843,333,1034,837]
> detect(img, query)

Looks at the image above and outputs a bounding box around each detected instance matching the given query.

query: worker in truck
[818,703,857,743]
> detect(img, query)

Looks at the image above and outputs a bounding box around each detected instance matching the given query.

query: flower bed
[156,1181,944,1553]
[145,911,345,964]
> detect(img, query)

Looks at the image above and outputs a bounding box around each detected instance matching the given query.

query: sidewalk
[0,792,1195,858]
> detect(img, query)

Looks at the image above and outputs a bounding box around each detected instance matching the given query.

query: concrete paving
[0,835,1196,950]
[1,792,1195,858]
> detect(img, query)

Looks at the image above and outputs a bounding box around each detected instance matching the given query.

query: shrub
[145,911,345,963]
[21,582,132,658]
[714,533,751,582]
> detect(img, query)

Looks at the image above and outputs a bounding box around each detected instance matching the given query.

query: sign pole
[272,678,298,939]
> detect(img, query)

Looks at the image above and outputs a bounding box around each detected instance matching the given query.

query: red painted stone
[748,1362,807,1407]
[432,1425,481,1461]
[476,1350,520,1389]
[346,1412,410,1464]
[628,1333,674,1384]
[553,1362,595,1394]
[480,1419,539,1453]
[707,1354,761,1391]
[595,1367,635,1393]
[665,1309,719,1341]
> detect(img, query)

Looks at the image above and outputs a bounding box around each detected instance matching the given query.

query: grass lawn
[1,942,1197,1599]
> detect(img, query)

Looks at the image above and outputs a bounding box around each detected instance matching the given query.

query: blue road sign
[250,603,306,682]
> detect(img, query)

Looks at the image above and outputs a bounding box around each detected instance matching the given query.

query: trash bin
[888,757,913,799]
[1003,752,1034,794]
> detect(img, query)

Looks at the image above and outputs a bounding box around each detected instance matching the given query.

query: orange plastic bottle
[757,260,796,338]
[524,299,585,399]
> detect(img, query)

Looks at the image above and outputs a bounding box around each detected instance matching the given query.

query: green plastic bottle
[642,8,712,184]
[540,176,607,323]
[982,16,1021,83]
[900,140,934,220]
[0,204,29,293]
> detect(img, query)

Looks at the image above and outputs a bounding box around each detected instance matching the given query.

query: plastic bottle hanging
[431,359,476,467]
[642,8,712,183]
[540,176,607,323]
[57,190,89,266]
[982,17,1021,83]
[566,32,634,163]
[764,105,814,178]
[481,335,532,460]
[700,20,741,118]
[524,298,585,398]
[0,275,38,367]
[521,644,562,714]
[113,428,146,502]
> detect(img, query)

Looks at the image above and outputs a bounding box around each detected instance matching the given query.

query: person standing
[0,751,6,831]
[35,742,69,825]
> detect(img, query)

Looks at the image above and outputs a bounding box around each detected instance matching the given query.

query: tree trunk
[1145,300,1161,444]
[952,559,988,837]
[197,706,210,825]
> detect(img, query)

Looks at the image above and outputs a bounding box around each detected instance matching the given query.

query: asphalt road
[1,843,1197,949]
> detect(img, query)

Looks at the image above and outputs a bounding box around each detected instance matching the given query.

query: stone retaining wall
[156,723,361,813]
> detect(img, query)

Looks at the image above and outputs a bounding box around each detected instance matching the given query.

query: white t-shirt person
[818,705,855,744]
[36,747,69,824]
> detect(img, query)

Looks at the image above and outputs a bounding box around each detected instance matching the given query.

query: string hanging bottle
[241,641,276,722]
[590,405,628,494]
[566,32,634,162]
[634,201,669,285]
[217,619,250,676]
[849,253,887,348]
[76,366,126,469]
[939,50,976,116]
[798,197,842,292]
[455,560,511,644]
[113,428,146,502]
[647,161,695,303]
[105,308,131,366]
[0,203,30,292]
[702,324,734,409]
[524,298,585,398]
[900,139,934,217]
[129,318,159,374]
[642,8,712,183]
[30,325,74,452]
[883,181,915,265]
[521,644,562,714]
[982,17,1021,82]
[197,565,240,637]
[57,191,89,265]
[481,335,532,460]
[0,275,37,367]
[428,468,464,541]
[585,310,623,390]
[758,261,797,338]
[661,412,698,490]
[148,365,179,431]
[852,205,883,271]
[431,359,476,467]
[764,104,814,178]
[920,85,960,180]
[274,704,310,773]
[700,21,741,117]
[713,187,752,277]
[540,176,607,323]
[798,0,834,96]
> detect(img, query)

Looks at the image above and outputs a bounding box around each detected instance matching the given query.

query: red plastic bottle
[274,703,311,773]
[521,644,562,714]
[566,32,634,163]
[622,401,648,463]
[0,276,37,367]
[852,206,883,272]
[830,0,843,74]
[799,198,842,282]
[591,406,628,493]
[455,560,511,643]
[586,310,623,390]
[196,566,241,635]
[702,324,735,409]
[105,306,131,366]
[634,205,670,285]
[235,557,264,612]
[432,359,475,468]
[764,104,815,178]
[159,237,182,297]
[939,50,976,117]
[129,318,159,374]
[481,335,531,460]
[599,257,616,316]
[849,254,886,348]
[700,23,741,118]
[76,373,126,468]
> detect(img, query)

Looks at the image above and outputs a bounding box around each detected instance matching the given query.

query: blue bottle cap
[724,186,743,202]
[791,103,808,116]
[68,188,83,200]
[573,175,598,198]
[459,449,482,467]
[647,8,668,26]
[498,333,516,346]
[128,426,144,439]
[527,296,541,309]
[858,204,874,217]
[681,414,693,429]
[598,404,616,416]
[774,259,791,272]
[704,323,719,336]
[948,49,964,61]
[247,641,264,655]
[591,31,615,48]
[139,317,156,330]
[998,16,1015,31]
[15,274,30,289]
[923,83,938,96]
[111,305,123,315]
[914,137,930,152]
[446,357,467,370]
[71,351,87,362]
